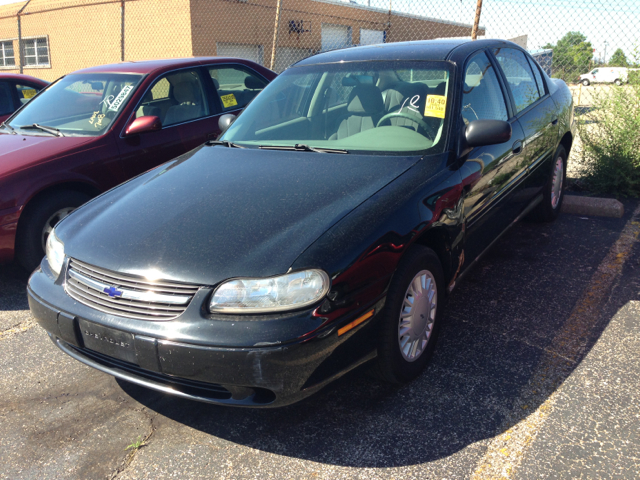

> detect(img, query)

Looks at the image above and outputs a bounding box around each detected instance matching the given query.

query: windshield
[8,73,143,136]
[222,61,453,155]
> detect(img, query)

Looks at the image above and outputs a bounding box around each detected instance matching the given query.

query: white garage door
[216,43,264,65]
[275,47,313,73]
[321,24,352,52]
[360,29,385,46]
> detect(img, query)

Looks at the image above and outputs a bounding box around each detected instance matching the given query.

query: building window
[0,41,15,67]
[23,37,49,67]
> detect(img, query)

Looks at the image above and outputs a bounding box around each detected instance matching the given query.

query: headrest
[211,78,220,90]
[173,81,198,104]
[347,85,384,114]
[430,81,447,95]
[244,76,264,90]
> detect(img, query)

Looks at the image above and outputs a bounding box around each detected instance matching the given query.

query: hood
[0,132,93,178]
[57,146,419,285]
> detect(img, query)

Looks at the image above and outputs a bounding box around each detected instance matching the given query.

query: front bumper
[28,263,382,407]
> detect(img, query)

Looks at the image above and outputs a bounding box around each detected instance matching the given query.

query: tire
[16,190,91,272]
[527,145,567,223]
[581,79,590,86]
[614,79,623,86]
[372,246,445,384]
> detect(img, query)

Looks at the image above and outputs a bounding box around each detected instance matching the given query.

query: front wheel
[527,145,567,223]
[372,246,444,384]
[581,79,590,86]
[16,190,91,272]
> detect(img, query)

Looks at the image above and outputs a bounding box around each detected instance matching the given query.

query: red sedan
[0,73,48,123]
[0,57,276,271]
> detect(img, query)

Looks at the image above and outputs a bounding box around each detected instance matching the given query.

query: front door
[117,68,219,178]
[458,50,527,263]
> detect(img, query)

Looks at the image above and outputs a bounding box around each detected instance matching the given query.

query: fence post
[471,0,483,40]
[270,0,282,70]
[17,0,32,74]
[121,0,125,61]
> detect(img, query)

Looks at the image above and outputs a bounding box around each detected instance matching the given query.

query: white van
[580,67,638,86]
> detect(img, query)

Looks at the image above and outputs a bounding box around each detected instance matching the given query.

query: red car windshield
[8,73,143,137]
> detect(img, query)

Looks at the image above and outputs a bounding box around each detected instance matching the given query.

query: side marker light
[337,309,375,336]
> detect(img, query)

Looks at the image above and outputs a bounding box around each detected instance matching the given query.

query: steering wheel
[376,109,438,139]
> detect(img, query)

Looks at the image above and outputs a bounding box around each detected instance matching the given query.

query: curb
[562,195,624,218]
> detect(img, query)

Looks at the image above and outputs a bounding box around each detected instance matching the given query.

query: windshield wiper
[259,144,348,154]
[20,123,65,137]
[206,140,245,148]
[0,122,16,134]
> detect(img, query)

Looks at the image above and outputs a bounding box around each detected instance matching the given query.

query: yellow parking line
[472,205,640,479]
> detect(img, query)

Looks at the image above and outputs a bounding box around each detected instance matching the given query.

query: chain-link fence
[0,0,637,84]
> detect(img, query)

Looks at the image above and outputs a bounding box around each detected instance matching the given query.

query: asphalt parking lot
[2,202,640,479]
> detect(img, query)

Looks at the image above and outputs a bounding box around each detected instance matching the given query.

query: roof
[294,38,529,67]
[71,57,261,75]
[0,73,49,85]
[294,39,471,66]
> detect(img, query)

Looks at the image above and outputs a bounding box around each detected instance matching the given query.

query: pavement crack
[107,409,157,480]
[0,318,36,341]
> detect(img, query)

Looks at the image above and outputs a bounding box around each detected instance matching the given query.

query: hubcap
[398,270,437,362]
[41,207,75,251]
[551,156,564,209]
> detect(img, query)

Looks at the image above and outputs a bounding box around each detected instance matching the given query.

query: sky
[356,0,639,63]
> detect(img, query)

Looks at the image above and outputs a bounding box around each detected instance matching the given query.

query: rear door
[492,47,558,198]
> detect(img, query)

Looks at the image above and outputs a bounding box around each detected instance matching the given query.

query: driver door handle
[512,140,523,155]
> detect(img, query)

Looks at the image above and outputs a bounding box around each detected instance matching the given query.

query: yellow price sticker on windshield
[424,95,446,119]
[221,93,238,109]
[22,89,37,99]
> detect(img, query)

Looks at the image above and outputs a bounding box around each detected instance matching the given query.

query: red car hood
[0,132,94,178]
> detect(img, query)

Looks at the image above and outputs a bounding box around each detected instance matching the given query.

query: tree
[609,48,628,67]
[545,32,593,82]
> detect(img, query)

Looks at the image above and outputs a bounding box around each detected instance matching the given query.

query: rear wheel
[528,145,567,223]
[16,190,91,272]
[373,246,444,384]
[581,79,590,86]
[614,79,623,86]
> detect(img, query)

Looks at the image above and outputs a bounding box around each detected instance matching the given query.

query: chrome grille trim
[65,259,201,321]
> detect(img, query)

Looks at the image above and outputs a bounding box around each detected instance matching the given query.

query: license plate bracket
[78,319,137,364]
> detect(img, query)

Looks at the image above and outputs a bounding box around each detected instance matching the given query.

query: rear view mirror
[125,115,162,136]
[218,114,236,133]
[465,120,511,147]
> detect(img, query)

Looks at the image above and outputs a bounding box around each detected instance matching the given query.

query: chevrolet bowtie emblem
[103,286,124,298]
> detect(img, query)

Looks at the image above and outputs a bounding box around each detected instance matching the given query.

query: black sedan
[28,39,575,407]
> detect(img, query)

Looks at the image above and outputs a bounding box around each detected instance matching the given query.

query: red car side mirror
[125,115,162,136]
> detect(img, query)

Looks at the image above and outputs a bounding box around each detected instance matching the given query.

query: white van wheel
[614,79,623,86]
[581,79,590,86]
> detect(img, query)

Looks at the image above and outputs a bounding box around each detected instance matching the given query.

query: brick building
[0,0,483,81]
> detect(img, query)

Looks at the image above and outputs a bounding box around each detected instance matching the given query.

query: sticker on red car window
[88,111,106,128]
[221,93,238,109]
[108,85,134,112]
[22,89,37,99]
[424,95,446,119]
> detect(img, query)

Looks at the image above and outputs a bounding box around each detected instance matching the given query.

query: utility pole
[17,0,33,74]
[471,0,483,40]
[270,0,282,71]
[603,41,608,65]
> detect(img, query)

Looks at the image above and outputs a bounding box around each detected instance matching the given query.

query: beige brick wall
[1,0,482,81]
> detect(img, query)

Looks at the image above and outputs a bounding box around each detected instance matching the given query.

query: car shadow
[118,202,635,468]
[0,263,31,311]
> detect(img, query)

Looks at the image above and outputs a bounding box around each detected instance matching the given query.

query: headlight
[45,230,65,277]
[209,269,330,314]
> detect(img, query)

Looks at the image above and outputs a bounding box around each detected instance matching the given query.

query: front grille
[65,259,200,321]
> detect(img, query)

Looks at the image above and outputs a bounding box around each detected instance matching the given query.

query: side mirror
[125,115,162,136]
[218,114,236,133]
[465,120,511,148]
